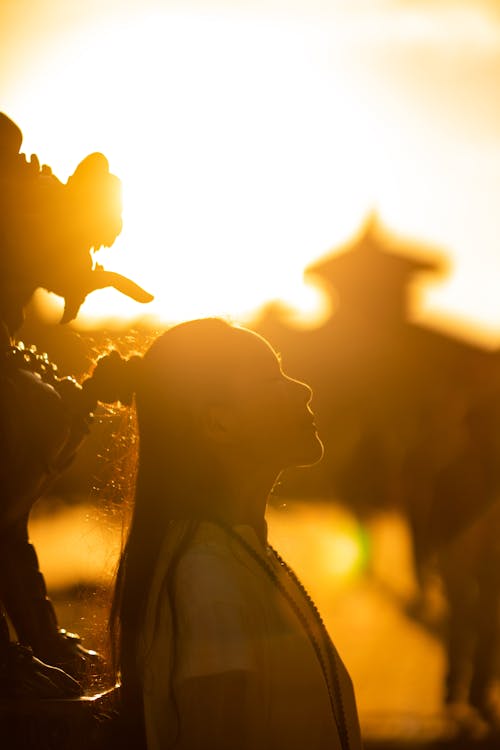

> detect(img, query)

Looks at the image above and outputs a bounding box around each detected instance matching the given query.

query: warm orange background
[2,0,500,343]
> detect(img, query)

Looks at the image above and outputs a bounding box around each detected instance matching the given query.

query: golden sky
[2,0,500,342]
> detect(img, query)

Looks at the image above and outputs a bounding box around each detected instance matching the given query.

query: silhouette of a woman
[88,318,362,750]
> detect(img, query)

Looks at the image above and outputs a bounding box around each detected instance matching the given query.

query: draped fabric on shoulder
[138,520,363,750]
[137,520,194,750]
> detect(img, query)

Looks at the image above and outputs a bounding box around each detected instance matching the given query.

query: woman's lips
[299,415,317,430]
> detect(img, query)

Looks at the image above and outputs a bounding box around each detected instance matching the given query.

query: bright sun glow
[5,5,500,338]
[4,9,387,327]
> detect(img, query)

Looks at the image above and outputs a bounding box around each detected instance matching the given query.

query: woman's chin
[290,432,325,468]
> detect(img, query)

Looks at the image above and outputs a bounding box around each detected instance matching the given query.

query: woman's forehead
[232,328,280,366]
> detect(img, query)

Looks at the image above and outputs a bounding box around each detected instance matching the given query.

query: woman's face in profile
[220,330,324,471]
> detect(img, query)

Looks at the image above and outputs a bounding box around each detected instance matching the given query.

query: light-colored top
[138,520,363,750]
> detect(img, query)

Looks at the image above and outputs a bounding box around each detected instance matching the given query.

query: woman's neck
[216,464,278,546]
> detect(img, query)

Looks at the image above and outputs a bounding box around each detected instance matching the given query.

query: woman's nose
[291,377,313,404]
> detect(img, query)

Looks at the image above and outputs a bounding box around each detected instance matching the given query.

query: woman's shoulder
[140,522,242,661]
[182,521,267,569]
[176,521,240,578]
[175,521,260,600]
[190,519,232,549]
[146,520,266,612]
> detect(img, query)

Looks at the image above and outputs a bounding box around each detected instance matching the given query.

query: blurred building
[255,214,500,711]
[255,214,500,539]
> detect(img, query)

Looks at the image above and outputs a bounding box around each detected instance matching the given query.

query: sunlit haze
[3,0,500,341]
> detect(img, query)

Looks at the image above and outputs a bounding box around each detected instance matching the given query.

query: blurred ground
[28,496,500,749]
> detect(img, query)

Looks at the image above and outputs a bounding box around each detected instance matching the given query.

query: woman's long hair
[107,318,250,745]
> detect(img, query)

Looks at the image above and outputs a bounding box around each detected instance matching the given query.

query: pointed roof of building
[305,213,446,289]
